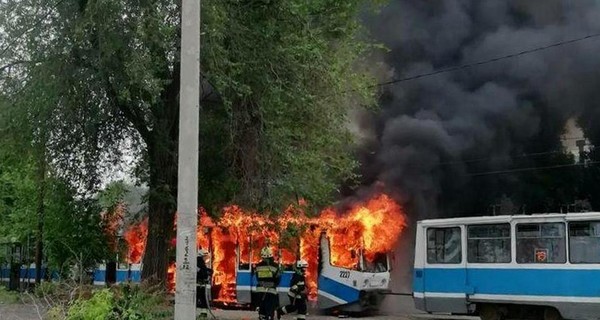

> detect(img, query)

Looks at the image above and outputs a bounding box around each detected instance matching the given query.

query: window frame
[467,223,512,264]
[426,227,462,265]
[515,222,567,264]
[568,220,600,264]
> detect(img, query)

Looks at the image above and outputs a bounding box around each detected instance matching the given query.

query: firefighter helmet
[260,246,273,259]
[198,248,209,257]
[296,259,308,269]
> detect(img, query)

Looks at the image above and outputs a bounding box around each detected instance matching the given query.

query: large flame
[123,217,148,264]
[122,193,406,302]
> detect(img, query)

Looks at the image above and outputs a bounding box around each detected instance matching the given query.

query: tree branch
[71,52,152,143]
[0,60,40,73]
[104,80,153,144]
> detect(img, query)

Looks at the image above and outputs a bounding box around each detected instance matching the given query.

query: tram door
[235,238,253,304]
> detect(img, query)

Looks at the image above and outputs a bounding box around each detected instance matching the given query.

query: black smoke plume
[353,0,600,296]
[355,0,600,220]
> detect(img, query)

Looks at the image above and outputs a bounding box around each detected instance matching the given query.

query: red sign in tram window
[535,248,548,263]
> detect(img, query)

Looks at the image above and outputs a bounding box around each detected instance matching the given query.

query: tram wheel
[543,307,563,320]
[479,304,504,320]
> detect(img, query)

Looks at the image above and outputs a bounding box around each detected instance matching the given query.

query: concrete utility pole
[174,0,200,318]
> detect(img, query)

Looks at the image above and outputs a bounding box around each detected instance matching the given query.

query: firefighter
[255,246,281,320]
[196,248,212,319]
[276,260,308,320]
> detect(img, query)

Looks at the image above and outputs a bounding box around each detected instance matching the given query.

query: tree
[0,0,380,285]
[0,133,108,276]
[0,148,38,246]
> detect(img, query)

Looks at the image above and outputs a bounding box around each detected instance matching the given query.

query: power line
[468,161,600,177]
[561,136,588,141]
[441,145,597,167]
[440,150,565,166]
[373,32,600,88]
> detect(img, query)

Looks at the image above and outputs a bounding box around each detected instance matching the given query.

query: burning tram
[88,229,393,313]
[3,194,405,314]
[208,195,403,313]
[231,232,392,313]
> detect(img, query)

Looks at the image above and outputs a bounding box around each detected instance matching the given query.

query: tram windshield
[362,252,389,273]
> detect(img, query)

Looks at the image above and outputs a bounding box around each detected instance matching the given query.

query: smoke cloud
[359,0,600,219]
[355,0,600,295]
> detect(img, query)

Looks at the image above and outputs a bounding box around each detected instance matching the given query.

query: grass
[0,286,20,304]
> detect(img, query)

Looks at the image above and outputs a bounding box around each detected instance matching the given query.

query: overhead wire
[365,33,600,176]
[468,161,600,177]
[371,32,600,88]
[439,150,566,166]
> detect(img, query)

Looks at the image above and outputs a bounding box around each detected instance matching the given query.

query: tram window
[569,221,600,263]
[427,227,462,264]
[467,224,511,263]
[238,262,250,270]
[362,252,388,272]
[516,223,566,264]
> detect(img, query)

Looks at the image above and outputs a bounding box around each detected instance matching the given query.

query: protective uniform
[277,260,308,320]
[196,248,212,318]
[255,247,281,320]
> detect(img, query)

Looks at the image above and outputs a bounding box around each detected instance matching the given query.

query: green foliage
[34,281,59,298]
[0,134,109,270]
[110,284,171,320]
[0,0,383,282]
[99,181,128,212]
[66,289,114,320]
[45,196,109,272]
[47,306,68,320]
[60,285,171,320]
[200,0,381,210]
[0,286,19,304]
[0,0,381,211]
[0,150,37,245]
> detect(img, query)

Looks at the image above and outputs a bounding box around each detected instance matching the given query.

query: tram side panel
[412,223,426,311]
[413,223,469,314]
[413,214,600,320]
[235,266,294,306]
[93,263,142,286]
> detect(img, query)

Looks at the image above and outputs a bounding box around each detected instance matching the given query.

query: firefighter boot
[196,311,208,320]
[276,307,284,320]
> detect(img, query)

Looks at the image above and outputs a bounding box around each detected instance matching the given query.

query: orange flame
[123,217,148,264]
[167,262,176,292]
[121,193,406,302]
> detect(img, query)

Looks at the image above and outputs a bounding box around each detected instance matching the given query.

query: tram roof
[418,212,600,227]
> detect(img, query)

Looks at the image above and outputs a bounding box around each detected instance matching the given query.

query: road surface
[0,295,480,320]
[210,295,478,319]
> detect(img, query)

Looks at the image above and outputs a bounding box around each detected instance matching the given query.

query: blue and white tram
[235,233,391,313]
[315,233,391,312]
[0,263,59,283]
[1,263,140,286]
[2,235,392,314]
[92,263,142,285]
[413,212,600,320]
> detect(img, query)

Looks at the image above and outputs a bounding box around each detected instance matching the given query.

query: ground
[0,296,480,320]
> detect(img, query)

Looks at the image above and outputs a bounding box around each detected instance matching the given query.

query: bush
[34,281,59,298]
[51,283,173,320]
[66,288,114,320]
[0,286,19,304]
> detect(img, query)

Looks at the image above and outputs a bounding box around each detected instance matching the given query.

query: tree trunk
[35,148,46,285]
[141,136,178,285]
[139,55,180,286]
